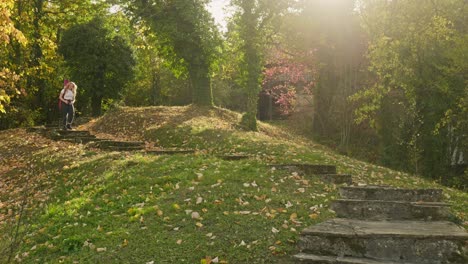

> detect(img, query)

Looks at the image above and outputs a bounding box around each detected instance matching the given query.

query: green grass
[0,106,467,263]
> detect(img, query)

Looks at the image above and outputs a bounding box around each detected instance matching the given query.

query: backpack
[58,79,69,111]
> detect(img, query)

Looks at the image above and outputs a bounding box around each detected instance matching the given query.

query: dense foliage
[352,0,467,186]
[0,0,26,114]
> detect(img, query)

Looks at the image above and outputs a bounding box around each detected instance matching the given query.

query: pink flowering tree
[262,49,316,116]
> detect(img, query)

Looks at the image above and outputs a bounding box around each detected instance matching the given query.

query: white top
[60,88,75,101]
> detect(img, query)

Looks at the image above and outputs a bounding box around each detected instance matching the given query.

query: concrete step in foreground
[331,199,451,221]
[296,218,468,264]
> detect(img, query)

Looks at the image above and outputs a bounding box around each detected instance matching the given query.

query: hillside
[1,105,466,263]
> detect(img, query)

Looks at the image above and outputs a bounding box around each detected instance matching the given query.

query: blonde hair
[65,82,77,97]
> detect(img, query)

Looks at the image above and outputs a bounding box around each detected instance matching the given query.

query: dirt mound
[81,105,292,143]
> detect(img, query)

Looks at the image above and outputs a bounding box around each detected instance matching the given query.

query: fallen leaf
[96,247,107,252]
[191,211,201,219]
[290,213,297,220]
[121,239,128,247]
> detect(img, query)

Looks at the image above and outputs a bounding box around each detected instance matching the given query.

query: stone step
[61,137,101,144]
[146,149,195,155]
[87,140,145,151]
[339,186,443,202]
[297,218,468,264]
[331,199,451,221]
[103,145,145,151]
[319,174,353,185]
[218,154,250,160]
[269,164,337,175]
[54,134,96,139]
[93,140,145,147]
[49,131,96,142]
[55,130,92,137]
[294,253,416,264]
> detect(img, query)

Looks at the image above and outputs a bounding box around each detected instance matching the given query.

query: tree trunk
[151,71,161,105]
[91,95,102,117]
[31,0,46,120]
[190,64,213,107]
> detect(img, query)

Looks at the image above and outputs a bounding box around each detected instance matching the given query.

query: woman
[59,81,77,130]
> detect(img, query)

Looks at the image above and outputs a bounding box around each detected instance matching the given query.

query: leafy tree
[229,0,290,131]
[121,0,221,107]
[122,24,191,107]
[0,0,27,114]
[59,16,135,116]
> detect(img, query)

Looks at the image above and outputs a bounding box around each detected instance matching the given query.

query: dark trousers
[62,103,74,127]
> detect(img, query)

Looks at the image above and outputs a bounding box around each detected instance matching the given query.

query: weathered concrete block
[320,174,353,185]
[294,253,412,263]
[298,219,468,264]
[56,130,92,137]
[331,199,451,221]
[61,136,100,144]
[339,186,443,202]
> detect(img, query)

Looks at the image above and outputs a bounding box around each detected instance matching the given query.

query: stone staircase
[29,126,197,154]
[49,129,100,144]
[270,164,353,185]
[294,186,468,263]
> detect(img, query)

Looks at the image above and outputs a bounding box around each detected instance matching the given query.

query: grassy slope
[0,105,466,264]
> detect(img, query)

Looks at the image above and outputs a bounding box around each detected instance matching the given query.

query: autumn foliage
[262,48,315,116]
